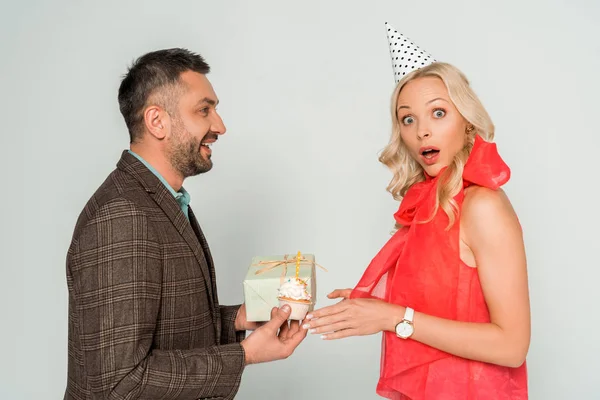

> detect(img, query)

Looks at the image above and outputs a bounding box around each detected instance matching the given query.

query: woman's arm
[305,187,531,368]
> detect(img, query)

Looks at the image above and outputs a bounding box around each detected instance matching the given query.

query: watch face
[396,322,414,338]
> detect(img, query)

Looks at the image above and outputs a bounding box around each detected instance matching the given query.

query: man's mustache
[201,133,219,143]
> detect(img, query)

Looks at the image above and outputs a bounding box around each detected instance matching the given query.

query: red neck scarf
[351,135,518,399]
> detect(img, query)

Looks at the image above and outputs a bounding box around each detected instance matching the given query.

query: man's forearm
[81,343,245,400]
[220,304,246,344]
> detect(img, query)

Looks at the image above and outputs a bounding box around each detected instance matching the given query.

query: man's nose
[211,112,226,135]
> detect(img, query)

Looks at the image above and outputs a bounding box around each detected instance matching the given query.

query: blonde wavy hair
[380,62,495,229]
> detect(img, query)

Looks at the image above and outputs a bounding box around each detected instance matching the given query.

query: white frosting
[278,278,311,301]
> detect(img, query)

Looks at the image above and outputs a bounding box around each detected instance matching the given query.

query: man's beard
[167,120,213,178]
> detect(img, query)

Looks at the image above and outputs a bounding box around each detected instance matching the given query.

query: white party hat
[385,22,436,83]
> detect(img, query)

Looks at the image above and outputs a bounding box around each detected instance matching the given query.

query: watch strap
[404,307,414,323]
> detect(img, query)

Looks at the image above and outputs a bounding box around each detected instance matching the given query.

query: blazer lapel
[153,187,216,312]
[117,151,216,312]
[188,207,222,340]
[188,208,219,305]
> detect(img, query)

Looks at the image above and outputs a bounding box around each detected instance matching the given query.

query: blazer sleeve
[68,198,246,400]
[219,305,246,344]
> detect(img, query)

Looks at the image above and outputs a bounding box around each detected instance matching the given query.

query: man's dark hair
[118,48,210,143]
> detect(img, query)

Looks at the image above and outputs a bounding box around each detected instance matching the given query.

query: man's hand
[240,305,308,365]
[234,303,264,331]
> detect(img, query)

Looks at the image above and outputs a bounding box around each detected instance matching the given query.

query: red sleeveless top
[350,135,528,399]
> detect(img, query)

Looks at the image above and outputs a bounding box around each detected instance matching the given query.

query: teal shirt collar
[128,150,191,219]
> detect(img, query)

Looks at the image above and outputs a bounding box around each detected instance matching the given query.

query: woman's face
[396,76,469,177]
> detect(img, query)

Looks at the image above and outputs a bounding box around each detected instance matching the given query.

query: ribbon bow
[253,252,328,284]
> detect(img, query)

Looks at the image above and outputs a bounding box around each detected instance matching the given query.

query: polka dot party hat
[385,22,436,83]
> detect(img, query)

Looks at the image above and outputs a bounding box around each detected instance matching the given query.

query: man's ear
[144,105,169,140]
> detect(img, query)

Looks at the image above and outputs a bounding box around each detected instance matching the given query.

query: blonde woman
[305,60,530,399]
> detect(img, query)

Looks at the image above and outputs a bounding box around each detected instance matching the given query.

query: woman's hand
[303,288,404,339]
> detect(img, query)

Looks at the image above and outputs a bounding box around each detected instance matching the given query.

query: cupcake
[277,277,312,320]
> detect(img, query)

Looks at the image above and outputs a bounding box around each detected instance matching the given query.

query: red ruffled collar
[394,135,510,225]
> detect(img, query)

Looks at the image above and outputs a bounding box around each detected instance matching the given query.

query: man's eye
[402,116,414,125]
[433,109,446,118]
[199,107,209,115]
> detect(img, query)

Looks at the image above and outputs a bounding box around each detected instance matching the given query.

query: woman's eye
[402,116,414,125]
[433,109,446,118]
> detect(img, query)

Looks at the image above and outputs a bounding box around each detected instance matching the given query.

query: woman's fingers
[327,288,352,299]
[321,328,360,340]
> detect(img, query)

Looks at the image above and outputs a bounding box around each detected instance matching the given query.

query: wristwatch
[395,307,415,339]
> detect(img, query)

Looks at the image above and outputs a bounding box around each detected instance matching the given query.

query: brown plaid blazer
[64,151,246,400]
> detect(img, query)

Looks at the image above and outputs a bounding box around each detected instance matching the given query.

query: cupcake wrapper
[278,299,311,320]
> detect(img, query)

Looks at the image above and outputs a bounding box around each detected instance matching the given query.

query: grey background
[1,0,599,399]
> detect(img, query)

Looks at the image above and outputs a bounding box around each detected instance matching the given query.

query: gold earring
[466,125,475,133]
